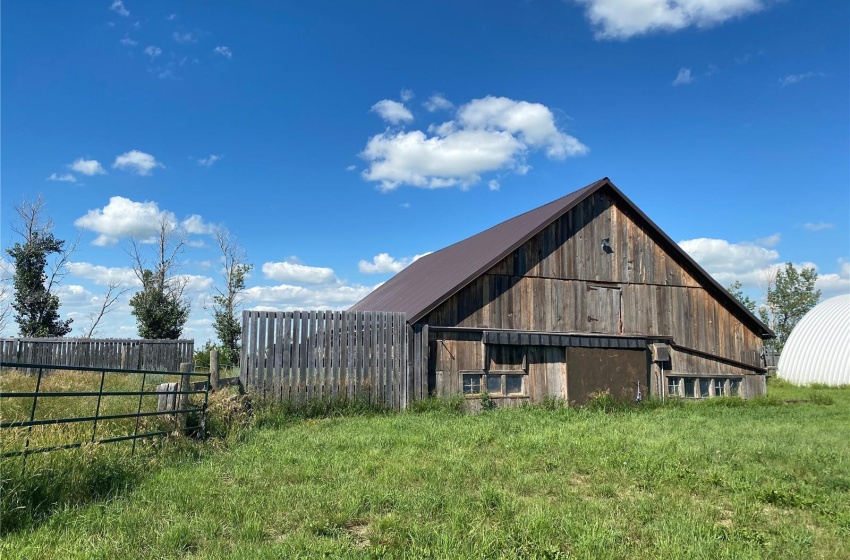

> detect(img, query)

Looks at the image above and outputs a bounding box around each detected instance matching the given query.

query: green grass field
[2,381,849,559]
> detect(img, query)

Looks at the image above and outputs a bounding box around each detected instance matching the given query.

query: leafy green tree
[128,219,190,339]
[759,262,820,352]
[210,228,251,366]
[130,270,190,339]
[727,280,757,313]
[5,196,75,337]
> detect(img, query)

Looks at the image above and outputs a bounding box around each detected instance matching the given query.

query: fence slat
[0,338,194,372]
[239,311,410,409]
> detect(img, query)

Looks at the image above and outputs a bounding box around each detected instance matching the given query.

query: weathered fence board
[0,338,194,373]
[241,310,409,410]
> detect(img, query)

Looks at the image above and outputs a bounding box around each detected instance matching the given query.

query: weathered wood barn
[351,178,773,405]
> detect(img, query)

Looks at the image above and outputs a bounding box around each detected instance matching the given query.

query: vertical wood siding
[426,190,764,369]
[241,311,409,410]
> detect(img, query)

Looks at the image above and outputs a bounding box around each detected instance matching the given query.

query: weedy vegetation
[1,376,848,559]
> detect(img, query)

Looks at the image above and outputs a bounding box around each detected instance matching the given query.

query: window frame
[460,369,528,398]
[665,375,745,399]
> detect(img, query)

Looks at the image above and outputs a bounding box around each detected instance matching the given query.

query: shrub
[204,388,254,439]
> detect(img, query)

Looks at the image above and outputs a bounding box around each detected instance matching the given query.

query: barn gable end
[351,178,772,405]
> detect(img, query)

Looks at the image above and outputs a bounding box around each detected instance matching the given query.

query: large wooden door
[566,347,649,405]
[586,285,622,334]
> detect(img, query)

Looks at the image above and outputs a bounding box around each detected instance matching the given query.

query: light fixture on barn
[601,237,613,254]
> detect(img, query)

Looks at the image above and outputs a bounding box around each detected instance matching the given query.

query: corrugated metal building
[777,294,850,386]
[351,178,774,405]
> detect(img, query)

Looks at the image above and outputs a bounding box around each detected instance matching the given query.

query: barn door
[586,285,622,334]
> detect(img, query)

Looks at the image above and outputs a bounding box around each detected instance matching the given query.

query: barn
[351,178,774,405]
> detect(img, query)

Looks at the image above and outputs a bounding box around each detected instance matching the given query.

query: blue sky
[2,0,848,343]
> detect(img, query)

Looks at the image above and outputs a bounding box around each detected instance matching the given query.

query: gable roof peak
[350,177,772,338]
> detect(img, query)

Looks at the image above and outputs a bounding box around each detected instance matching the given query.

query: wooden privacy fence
[0,338,194,373]
[241,311,412,410]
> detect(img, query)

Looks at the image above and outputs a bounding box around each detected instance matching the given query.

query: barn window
[713,378,726,397]
[699,379,711,398]
[462,374,481,395]
[683,378,696,398]
[667,377,681,396]
[486,375,502,394]
[729,379,741,397]
[505,375,523,395]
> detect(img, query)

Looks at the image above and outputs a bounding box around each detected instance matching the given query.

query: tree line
[1,196,251,366]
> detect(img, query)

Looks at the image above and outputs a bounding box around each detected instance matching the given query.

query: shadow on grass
[0,438,200,536]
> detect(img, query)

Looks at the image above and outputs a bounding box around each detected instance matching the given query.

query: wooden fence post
[178,362,192,431]
[210,349,219,391]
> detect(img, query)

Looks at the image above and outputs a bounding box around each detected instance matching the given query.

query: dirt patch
[346,521,370,549]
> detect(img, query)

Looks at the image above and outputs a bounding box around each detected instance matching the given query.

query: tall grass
[2,378,848,558]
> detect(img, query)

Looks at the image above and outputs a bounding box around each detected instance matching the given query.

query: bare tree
[208,228,252,365]
[126,218,191,339]
[81,281,131,338]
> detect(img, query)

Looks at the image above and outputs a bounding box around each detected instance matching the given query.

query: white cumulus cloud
[68,262,140,287]
[360,96,586,191]
[262,260,338,284]
[172,32,197,43]
[400,88,415,102]
[245,283,376,311]
[197,154,220,166]
[424,94,454,112]
[144,46,162,59]
[457,97,588,159]
[803,222,834,231]
[74,196,176,246]
[178,274,214,293]
[574,0,766,40]
[816,260,850,299]
[120,36,137,47]
[47,173,77,183]
[371,100,414,124]
[182,214,216,235]
[113,150,162,175]
[679,237,780,287]
[213,46,232,59]
[358,252,431,274]
[70,158,106,176]
[110,0,129,17]
[673,68,693,86]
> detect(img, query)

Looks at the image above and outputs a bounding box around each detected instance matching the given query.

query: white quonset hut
[777,294,850,386]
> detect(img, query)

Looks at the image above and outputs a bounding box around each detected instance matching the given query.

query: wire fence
[0,361,209,462]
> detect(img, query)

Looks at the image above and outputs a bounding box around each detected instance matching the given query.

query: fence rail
[241,310,409,410]
[0,361,209,460]
[0,338,194,373]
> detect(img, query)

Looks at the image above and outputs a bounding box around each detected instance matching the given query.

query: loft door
[586,285,622,334]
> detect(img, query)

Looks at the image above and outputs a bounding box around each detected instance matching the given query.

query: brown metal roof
[350,177,773,338]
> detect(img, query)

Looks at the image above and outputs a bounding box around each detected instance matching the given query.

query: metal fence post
[90,368,108,443]
[131,369,148,456]
[21,366,44,471]
[178,362,192,432]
